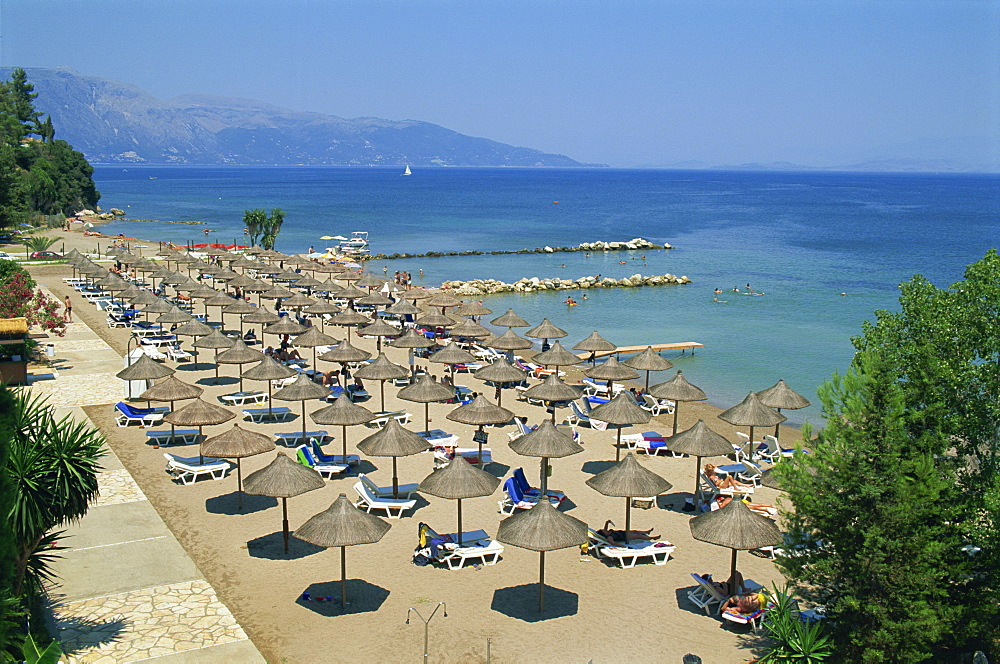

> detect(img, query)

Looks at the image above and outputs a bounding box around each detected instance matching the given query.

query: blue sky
[2,0,997,168]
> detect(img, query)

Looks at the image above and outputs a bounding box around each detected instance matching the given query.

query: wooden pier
[576,342,703,360]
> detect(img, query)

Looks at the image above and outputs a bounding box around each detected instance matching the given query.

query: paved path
[32,287,264,663]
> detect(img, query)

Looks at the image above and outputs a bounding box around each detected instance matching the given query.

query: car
[29,251,63,260]
[0,252,13,260]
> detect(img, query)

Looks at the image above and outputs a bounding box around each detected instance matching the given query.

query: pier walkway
[576,342,703,360]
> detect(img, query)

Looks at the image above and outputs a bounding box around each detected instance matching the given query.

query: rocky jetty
[440,273,690,296]
[370,237,669,261]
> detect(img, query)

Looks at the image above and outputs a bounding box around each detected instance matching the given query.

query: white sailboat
[403,164,412,176]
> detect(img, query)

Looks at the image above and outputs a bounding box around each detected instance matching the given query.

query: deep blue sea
[91,166,1000,427]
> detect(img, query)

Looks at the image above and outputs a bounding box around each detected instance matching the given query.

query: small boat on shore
[335,231,370,256]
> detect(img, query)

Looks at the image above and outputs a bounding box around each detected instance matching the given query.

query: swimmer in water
[564,296,577,305]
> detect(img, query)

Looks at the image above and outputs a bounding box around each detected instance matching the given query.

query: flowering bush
[0,272,66,337]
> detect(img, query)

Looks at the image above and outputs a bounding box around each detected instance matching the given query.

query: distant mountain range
[4,67,597,167]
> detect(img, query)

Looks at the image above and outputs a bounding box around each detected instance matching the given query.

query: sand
[26,227,793,663]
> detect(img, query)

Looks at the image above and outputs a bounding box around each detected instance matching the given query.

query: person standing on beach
[64,296,72,322]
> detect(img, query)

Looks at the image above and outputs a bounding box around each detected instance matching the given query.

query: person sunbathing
[700,570,745,596]
[715,494,778,516]
[721,590,767,616]
[597,520,659,544]
[705,463,752,491]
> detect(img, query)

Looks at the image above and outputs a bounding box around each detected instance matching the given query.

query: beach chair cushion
[243,406,294,422]
[353,481,417,518]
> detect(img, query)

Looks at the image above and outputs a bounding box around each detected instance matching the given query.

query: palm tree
[260,208,285,250]
[18,236,58,257]
[3,388,105,596]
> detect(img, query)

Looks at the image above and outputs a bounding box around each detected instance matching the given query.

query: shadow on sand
[491,584,578,622]
[246,531,324,560]
[205,492,277,515]
[296,579,390,616]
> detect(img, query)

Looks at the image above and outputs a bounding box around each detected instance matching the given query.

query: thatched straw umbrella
[356,419,430,498]
[664,419,734,507]
[334,283,368,299]
[156,306,193,326]
[193,328,235,382]
[509,419,582,494]
[424,292,463,311]
[138,375,202,445]
[589,392,651,461]
[303,300,341,331]
[385,299,421,318]
[163,398,235,462]
[428,343,477,384]
[263,316,307,340]
[447,395,513,463]
[718,392,786,462]
[491,308,530,329]
[328,307,371,341]
[496,500,588,612]
[390,328,436,376]
[759,468,783,491]
[584,356,639,396]
[418,458,500,545]
[310,395,376,461]
[689,499,782,581]
[623,346,674,391]
[318,339,372,387]
[454,301,492,318]
[357,318,400,351]
[201,424,275,510]
[292,326,339,368]
[294,494,391,609]
[756,379,811,440]
[649,370,707,435]
[242,307,281,339]
[414,310,455,330]
[486,328,533,353]
[531,341,581,375]
[573,330,617,365]
[355,352,408,411]
[117,353,175,399]
[245,451,325,553]
[523,374,583,422]
[274,373,332,443]
[215,338,265,391]
[397,373,454,433]
[241,356,296,416]
[473,358,527,406]
[448,318,491,340]
[586,453,671,543]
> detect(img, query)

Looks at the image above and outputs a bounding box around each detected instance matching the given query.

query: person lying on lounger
[699,570,745,596]
[721,590,767,615]
[704,463,753,491]
[597,520,659,544]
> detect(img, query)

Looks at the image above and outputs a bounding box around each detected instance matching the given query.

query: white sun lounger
[163,453,230,485]
[353,481,417,519]
[219,391,268,406]
[359,473,419,499]
[587,529,676,568]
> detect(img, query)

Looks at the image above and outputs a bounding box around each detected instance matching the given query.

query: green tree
[4,388,105,597]
[260,208,285,250]
[777,249,1000,661]
[18,236,58,254]
[242,208,266,247]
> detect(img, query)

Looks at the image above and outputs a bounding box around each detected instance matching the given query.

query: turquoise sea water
[91,166,1000,427]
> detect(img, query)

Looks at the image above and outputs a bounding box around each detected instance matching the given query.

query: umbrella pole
[341,546,348,609]
[301,401,307,444]
[615,426,622,462]
[424,403,430,434]
[538,551,546,613]
[268,382,273,417]
[341,424,348,460]
[199,426,204,463]
[239,367,244,393]
[748,426,756,463]
[380,380,386,412]
[540,457,548,494]
[730,547,738,583]
[477,424,484,465]
[774,408,782,440]
[237,458,243,511]
[392,457,399,499]
[214,349,219,384]
[673,404,680,436]
[624,496,631,544]
[169,399,176,444]
[456,498,463,547]
[281,496,289,554]
[550,400,556,423]
[694,455,702,508]
[645,370,650,392]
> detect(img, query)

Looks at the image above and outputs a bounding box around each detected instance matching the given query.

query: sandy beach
[24,226,794,663]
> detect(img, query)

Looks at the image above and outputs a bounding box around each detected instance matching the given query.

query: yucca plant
[760,583,833,663]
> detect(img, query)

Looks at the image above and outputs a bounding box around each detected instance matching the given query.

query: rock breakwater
[441,273,690,296]
[371,237,668,261]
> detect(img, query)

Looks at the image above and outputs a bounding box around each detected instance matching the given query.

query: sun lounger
[587,529,676,568]
[364,410,413,428]
[163,453,230,485]
[622,431,683,457]
[274,430,329,447]
[138,345,168,361]
[167,345,193,362]
[498,477,563,515]
[219,391,268,406]
[309,441,360,466]
[295,446,348,479]
[243,406,294,423]
[418,523,504,570]
[433,447,492,468]
[687,573,764,614]
[698,472,754,506]
[512,467,566,502]
[353,480,417,518]
[345,383,370,401]
[145,429,199,445]
[142,335,178,348]
[358,473,419,499]
[115,401,168,427]
[417,429,460,446]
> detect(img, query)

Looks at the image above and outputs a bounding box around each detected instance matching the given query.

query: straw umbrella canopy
[310,395,376,460]
[117,352,174,383]
[354,352,408,411]
[397,373,454,433]
[335,283,368,300]
[523,374,583,422]
[509,419,582,494]
[448,318,491,339]
[291,275,322,290]
[163,399,236,462]
[390,328,436,375]
[245,451,325,554]
[357,318,400,351]
[496,499,588,612]
[138,375,203,444]
[756,379,811,439]
[453,301,492,317]
[243,307,280,339]
[173,318,214,364]
[157,307,194,325]
[525,319,568,348]
[191,327,235,380]
[491,308,530,328]
[428,343,477,383]
[424,292,463,310]
[222,298,258,333]
[414,310,455,329]
[215,338,266,391]
[273,268,302,283]
[356,292,393,309]
[263,317,307,338]
[759,468,783,491]
[355,273,386,290]
[291,326,339,368]
[718,392,786,462]
[319,338,371,365]
[356,419,431,497]
[328,308,371,340]
[589,392,651,461]
[689,499,782,581]
[129,289,160,307]
[142,298,174,317]
[473,358,527,406]
[584,356,639,395]
[384,299,421,317]
[486,328,533,352]
[303,300,341,330]
[294,493,391,609]
[623,346,675,391]
[419,457,500,546]
[664,419,735,507]
[202,424,275,510]
[573,331,617,364]
[274,373,332,444]
[241,356,296,416]
[532,341,581,371]
[281,293,315,310]
[447,395,513,463]
[401,287,430,301]
[586,453,671,543]
[649,370,708,435]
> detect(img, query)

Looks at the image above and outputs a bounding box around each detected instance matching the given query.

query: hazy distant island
[2,67,602,168]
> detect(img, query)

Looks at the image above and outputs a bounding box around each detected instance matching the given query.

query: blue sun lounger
[243,406,294,423]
